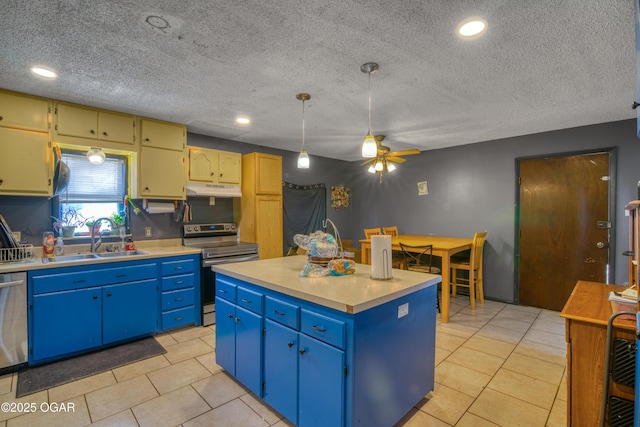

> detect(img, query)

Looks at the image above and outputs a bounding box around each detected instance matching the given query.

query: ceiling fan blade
[387,156,407,163]
[388,149,420,156]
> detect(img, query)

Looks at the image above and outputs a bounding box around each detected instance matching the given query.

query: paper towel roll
[370,234,393,280]
[145,202,175,214]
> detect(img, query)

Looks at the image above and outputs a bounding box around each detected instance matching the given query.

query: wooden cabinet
[140,118,185,151]
[188,147,241,185]
[238,153,283,259]
[54,102,136,145]
[560,281,636,426]
[0,90,52,196]
[138,146,186,199]
[0,90,50,132]
[0,128,52,196]
[28,259,159,364]
[137,118,187,199]
[159,256,200,330]
[626,201,640,287]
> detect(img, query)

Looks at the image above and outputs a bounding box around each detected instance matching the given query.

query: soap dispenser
[54,237,64,256]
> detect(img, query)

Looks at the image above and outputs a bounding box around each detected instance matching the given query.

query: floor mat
[16,337,166,397]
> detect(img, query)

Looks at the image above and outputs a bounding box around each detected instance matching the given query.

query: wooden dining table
[359,235,473,323]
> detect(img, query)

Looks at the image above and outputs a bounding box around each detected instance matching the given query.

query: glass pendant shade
[87,147,106,165]
[387,162,396,172]
[367,165,376,174]
[297,150,309,168]
[374,159,384,171]
[361,134,378,158]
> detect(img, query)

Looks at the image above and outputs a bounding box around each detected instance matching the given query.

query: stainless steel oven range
[182,223,259,326]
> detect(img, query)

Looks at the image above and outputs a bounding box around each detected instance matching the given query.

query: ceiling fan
[360,135,420,182]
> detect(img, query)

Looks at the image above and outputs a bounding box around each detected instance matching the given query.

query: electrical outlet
[145,227,152,238]
[398,303,409,318]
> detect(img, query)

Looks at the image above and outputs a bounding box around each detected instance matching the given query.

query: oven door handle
[203,255,259,267]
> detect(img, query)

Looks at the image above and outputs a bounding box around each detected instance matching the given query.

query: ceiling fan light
[387,162,396,172]
[367,165,376,174]
[374,159,384,171]
[362,134,378,158]
[297,150,309,168]
[87,147,106,165]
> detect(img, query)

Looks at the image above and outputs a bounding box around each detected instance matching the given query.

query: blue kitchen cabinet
[28,259,159,364]
[159,255,200,330]
[103,279,157,344]
[264,319,299,424]
[214,276,263,396]
[31,287,102,362]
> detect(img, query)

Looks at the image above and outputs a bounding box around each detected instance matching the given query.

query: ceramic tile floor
[0,297,567,427]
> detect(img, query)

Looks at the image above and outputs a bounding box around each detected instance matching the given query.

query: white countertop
[0,239,201,274]
[212,255,441,314]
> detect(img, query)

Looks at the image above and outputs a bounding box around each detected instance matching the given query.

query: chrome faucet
[90,217,115,252]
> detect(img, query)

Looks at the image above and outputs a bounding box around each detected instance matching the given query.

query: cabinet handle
[175,281,183,285]
[312,325,327,333]
[175,266,183,270]
[145,138,150,141]
[287,341,294,348]
[116,274,127,278]
[175,317,184,321]
[273,310,285,316]
[175,297,184,301]
[227,314,233,319]
[90,129,95,134]
[102,131,108,136]
[93,295,98,300]
[0,179,3,185]
[106,292,112,297]
[235,317,240,323]
[219,289,227,293]
[241,298,251,303]
[210,172,214,176]
[299,349,306,355]
[0,116,3,121]
[74,279,86,284]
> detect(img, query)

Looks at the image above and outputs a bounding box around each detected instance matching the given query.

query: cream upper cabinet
[188,147,241,185]
[140,118,185,151]
[54,102,136,145]
[243,152,282,195]
[0,127,51,196]
[0,90,50,132]
[138,147,186,200]
[218,150,241,185]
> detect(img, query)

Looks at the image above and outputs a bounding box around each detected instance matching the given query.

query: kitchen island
[212,255,440,427]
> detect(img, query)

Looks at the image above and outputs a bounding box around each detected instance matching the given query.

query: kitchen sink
[97,250,149,258]
[46,253,99,262]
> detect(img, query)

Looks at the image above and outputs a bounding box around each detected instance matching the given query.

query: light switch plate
[145,227,152,238]
[398,302,409,318]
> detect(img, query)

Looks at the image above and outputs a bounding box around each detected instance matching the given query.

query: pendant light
[296,93,310,169]
[361,62,379,158]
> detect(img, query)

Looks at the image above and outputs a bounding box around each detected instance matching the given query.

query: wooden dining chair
[399,242,442,312]
[450,231,488,310]
[364,228,381,239]
[383,226,404,269]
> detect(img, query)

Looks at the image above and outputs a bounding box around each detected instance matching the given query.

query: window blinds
[61,153,125,202]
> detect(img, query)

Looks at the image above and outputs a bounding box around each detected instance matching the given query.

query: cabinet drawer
[32,270,103,294]
[161,259,195,276]
[162,288,194,311]
[216,277,237,302]
[162,306,195,330]
[301,309,346,350]
[265,296,299,329]
[237,287,264,315]
[161,273,195,291]
[103,263,156,285]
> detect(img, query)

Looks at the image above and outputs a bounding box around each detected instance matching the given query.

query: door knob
[596,241,608,249]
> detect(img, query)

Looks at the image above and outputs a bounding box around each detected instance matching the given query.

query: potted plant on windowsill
[51,208,87,238]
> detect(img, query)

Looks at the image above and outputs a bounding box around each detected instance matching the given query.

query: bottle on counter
[125,238,135,251]
[42,231,55,258]
[54,237,64,256]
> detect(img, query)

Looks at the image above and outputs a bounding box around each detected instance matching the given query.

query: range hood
[186,183,242,198]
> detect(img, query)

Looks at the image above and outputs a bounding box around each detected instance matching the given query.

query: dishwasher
[0,272,27,370]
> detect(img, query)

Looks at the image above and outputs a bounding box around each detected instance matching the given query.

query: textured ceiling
[1,0,636,161]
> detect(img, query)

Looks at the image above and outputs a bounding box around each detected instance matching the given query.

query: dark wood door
[518,152,611,311]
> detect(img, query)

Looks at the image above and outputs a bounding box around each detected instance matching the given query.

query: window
[54,149,128,236]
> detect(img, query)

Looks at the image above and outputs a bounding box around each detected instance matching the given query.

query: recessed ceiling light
[30,66,57,79]
[236,116,250,125]
[457,18,487,39]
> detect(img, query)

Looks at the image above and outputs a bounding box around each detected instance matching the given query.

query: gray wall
[349,119,640,303]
